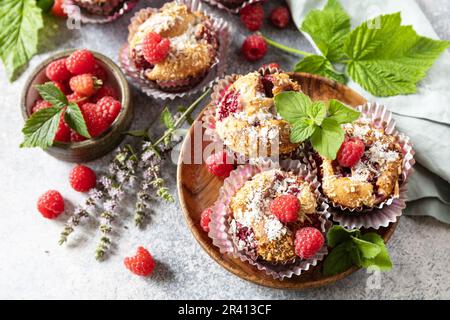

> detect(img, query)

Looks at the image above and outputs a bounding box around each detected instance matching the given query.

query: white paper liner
[317,102,415,229]
[201,0,265,14]
[63,0,138,24]
[119,0,230,100]
[208,158,332,280]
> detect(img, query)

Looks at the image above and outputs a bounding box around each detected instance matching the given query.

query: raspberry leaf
[344,13,450,96]
[323,242,354,276]
[300,0,350,62]
[0,0,44,81]
[65,103,91,138]
[327,100,360,124]
[310,118,345,160]
[35,82,68,108]
[21,106,64,149]
[294,55,347,83]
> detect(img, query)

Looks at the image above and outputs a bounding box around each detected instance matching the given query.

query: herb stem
[262,35,312,57]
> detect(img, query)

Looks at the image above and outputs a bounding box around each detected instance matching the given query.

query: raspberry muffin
[127,2,219,92]
[215,71,302,158]
[228,169,326,264]
[320,119,403,210]
[72,0,125,15]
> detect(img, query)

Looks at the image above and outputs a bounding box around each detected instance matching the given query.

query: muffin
[127,2,219,92]
[228,169,325,264]
[215,71,302,158]
[320,118,403,210]
[72,0,125,15]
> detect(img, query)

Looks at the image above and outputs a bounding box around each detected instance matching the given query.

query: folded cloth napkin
[287,0,450,223]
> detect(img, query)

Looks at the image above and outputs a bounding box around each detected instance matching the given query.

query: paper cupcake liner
[119,0,230,100]
[201,0,266,14]
[63,0,138,24]
[209,158,331,280]
[307,102,415,229]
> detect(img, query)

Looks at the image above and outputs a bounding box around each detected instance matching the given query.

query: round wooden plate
[177,73,399,289]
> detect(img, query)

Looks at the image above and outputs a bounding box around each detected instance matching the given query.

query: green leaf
[0,0,44,81]
[290,119,316,143]
[274,91,312,124]
[301,0,351,62]
[161,107,175,129]
[310,118,345,159]
[351,236,382,259]
[308,101,327,126]
[327,225,361,247]
[21,107,63,149]
[295,55,347,83]
[35,82,68,108]
[360,233,393,271]
[327,99,360,124]
[344,12,450,96]
[323,242,355,276]
[64,103,91,138]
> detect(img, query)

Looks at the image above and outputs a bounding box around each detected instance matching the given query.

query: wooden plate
[177,73,399,289]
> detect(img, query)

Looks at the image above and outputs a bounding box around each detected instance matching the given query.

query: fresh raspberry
[92,86,118,102]
[51,0,67,18]
[217,89,241,121]
[67,92,89,107]
[142,32,171,64]
[242,34,268,61]
[337,137,365,168]
[70,130,87,142]
[55,114,71,143]
[270,194,300,223]
[66,49,96,75]
[205,151,234,179]
[124,247,155,277]
[96,96,122,123]
[80,97,121,137]
[91,63,108,82]
[52,81,69,94]
[269,6,291,28]
[240,4,264,31]
[200,207,213,233]
[32,100,52,113]
[69,165,97,192]
[69,74,102,97]
[37,190,65,219]
[294,227,325,259]
[46,58,71,82]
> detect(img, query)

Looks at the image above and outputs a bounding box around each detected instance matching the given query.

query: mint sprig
[21,83,91,149]
[265,0,450,96]
[275,91,360,159]
[323,226,393,276]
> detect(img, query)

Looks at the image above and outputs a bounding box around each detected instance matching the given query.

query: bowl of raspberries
[21,49,132,162]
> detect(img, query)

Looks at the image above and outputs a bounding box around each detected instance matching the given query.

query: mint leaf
[308,101,327,126]
[0,0,44,81]
[21,107,63,149]
[290,119,316,143]
[295,55,347,83]
[327,100,360,124]
[275,91,312,124]
[323,242,354,276]
[64,103,91,138]
[35,82,68,108]
[360,233,393,271]
[310,118,344,159]
[327,225,361,247]
[351,236,382,259]
[301,0,350,62]
[161,107,175,129]
[344,12,450,96]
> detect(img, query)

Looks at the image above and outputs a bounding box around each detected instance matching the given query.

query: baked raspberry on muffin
[72,0,125,16]
[127,2,219,92]
[228,169,326,264]
[319,118,404,210]
[215,71,302,157]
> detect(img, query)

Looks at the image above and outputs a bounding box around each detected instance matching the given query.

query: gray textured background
[0,0,449,299]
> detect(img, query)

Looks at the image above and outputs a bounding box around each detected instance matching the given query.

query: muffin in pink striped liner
[63,0,138,24]
[120,0,229,99]
[202,0,265,14]
[209,159,331,280]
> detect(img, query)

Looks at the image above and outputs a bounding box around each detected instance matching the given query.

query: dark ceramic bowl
[21,49,133,162]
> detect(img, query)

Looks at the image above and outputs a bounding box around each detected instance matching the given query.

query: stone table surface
[1,0,449,300]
